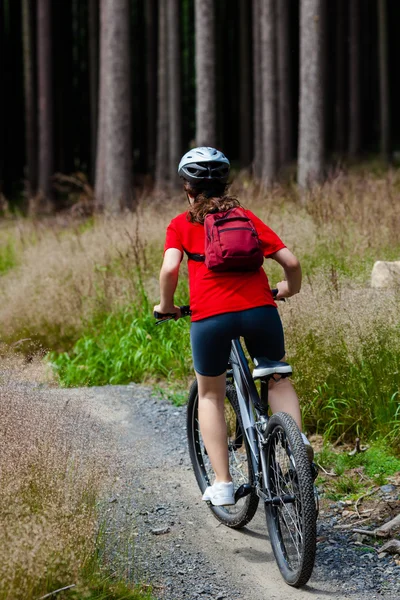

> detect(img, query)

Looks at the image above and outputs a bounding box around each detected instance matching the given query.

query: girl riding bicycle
[154,147,313,507]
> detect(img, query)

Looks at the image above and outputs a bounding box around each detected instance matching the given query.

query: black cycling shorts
[190,305,285,377]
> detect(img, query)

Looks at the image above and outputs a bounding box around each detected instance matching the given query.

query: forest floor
[31,381,400,600]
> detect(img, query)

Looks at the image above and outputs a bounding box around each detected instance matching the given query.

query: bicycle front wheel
[264,412,316,587]
[187,380,259,529]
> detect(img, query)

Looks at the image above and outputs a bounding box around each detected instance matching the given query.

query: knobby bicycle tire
[187,380,259,529]
[264,412,317,587]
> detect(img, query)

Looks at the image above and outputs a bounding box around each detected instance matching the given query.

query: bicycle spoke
[268,428,304,570]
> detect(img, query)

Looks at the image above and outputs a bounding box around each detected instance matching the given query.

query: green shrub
[286,287,400,450]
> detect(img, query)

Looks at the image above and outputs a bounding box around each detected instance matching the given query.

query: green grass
[50,289,192,387]
[0,239,18,274]
[316,443,400,500]
[316,443,400,479]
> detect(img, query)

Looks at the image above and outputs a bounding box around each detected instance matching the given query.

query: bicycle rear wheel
[187,380,259,529]
[264,412,316,587]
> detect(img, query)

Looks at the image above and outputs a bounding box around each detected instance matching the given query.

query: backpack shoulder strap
[183,248,205,262]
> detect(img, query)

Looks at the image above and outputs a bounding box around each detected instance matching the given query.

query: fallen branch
[380,539,400,554]
[334,517,373,530]
[352,512,400,538]
[315,463,337,476]
[355,487,379,518]
[376,513,400,537]
[352,528,376,537]
[37,584,76,600]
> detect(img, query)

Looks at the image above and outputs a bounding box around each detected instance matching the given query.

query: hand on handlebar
[273,281,291,300]
[153,304,191,325]
[153,304,182,321]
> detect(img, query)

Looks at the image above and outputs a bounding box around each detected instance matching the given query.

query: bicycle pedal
[234,483,252,503]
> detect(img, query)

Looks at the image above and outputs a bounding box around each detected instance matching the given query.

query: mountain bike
[154,302,317,588]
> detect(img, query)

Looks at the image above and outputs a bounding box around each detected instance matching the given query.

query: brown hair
[184,181,241,224]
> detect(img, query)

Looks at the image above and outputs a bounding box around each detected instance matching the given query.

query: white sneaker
[202,481,235,506]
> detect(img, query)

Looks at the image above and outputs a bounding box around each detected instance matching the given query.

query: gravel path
[51,383,400,600]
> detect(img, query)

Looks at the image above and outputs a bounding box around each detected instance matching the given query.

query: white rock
[371,261,400,288]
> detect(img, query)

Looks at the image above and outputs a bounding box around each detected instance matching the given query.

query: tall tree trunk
[348,0,360,157]
[252,0,262,178]
[167,0,182,187]
[88,0,98,183]
[334,0,346,155]
[277,0,293,166]
[378,0,390,162]
[37,0,53,210]
[155,0,169,186]
[0,0,5,198]
[298,0,324,189]
[103,0,132,212]
[95,0,108,210]
[145,0,157,176]
[239,0,251,168]
[22,0,37,205]
[260,0,278,185]
[195,0,216,146]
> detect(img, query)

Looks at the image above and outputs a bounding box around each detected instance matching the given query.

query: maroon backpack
[186,207,264,272]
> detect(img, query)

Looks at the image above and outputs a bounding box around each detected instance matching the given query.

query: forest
[1,0,400,211]
[1,2,400,599]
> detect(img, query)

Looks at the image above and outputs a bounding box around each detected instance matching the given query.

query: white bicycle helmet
[178,147,230,185]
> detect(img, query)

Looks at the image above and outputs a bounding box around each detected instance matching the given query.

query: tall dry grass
[2,172,399,354]
[1,171,400,444]
[0,355,112,599]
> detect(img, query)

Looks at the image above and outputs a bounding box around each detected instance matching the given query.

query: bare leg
[196,372,231,483]
[268,363,302,431]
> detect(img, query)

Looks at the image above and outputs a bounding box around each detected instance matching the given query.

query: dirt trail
[51,384,398,600]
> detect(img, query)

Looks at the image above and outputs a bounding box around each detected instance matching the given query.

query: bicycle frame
[228,338,271,500]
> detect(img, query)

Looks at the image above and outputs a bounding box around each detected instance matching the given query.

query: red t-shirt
[164,209,285,321]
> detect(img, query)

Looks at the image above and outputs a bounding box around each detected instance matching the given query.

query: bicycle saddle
[252,357,292,380]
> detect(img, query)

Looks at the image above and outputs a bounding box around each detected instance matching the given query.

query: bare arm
[270,247,302,299]
[154,248,183,315]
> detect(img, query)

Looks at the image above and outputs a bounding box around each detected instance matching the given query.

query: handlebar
[154,305,191,325]
[154,290,283,325]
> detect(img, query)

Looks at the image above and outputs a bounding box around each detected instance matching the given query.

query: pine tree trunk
[239,0,251,168]
[195,0,216,146]
[252,0,262,178]
[348,0,360,157]
[37,0,54,210]
[22,0,37,205]
[145,0,157,176]
[334,0,346,155]
[88,0,98,183]
[298,0,324,189]
[167,0,182,187]
[260,0,278,185]
[155,0,169,186]
[239,0,252,167]
[277,0,293,166]
[0,0,4,197]
[378,0,390,162]
[95,0,108,210]
[103,0,132,212]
